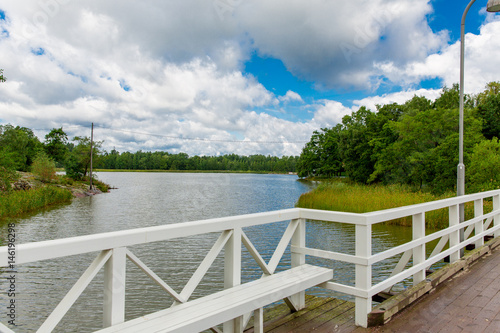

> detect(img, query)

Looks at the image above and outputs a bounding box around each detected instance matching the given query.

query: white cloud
[375,19,500,94]
[236,0,448,89]
[0,1,498,158]
[279,90,303,103]
[311,100,354,128]
[353,89,442,111]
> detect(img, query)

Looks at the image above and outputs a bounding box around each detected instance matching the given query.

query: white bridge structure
[1,189,500,332]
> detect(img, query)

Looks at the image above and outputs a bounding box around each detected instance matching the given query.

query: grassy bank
[0,186,73,220]
[296,181,488,229]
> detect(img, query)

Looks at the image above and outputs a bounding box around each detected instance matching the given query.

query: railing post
[449,204,460,262]
[475,199,484,248]
[412,213,425,285]
[494,195,500,238]
[355,223,371,328]
[224,227,242,333]
[290,218,306,309]
[103,247,126,328]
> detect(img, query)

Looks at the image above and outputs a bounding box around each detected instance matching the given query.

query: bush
[31,151,56,183]
[467,139,500,193]
[65,154,85,180]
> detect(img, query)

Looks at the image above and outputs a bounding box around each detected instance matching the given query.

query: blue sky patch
[68,71,88,83]
[0,9,6,21]
[31,48,45,56]
[119,79,131,91]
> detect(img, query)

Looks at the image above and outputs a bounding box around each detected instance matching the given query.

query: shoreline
[0,173,110,221]
[94,169,297,175]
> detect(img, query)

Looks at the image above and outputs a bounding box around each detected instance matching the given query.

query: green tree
[371,107,482,193]
[44,127,69,167]
[475,81,500,106]
[0,149,17,193]
[31,151,56,183]
[0,69,6,82]
[65,136,102,180]
[467,138,500,193]
[297,126,343,178]
[0,124,42,171]
[476,93,500,140]
[339,107,377,183]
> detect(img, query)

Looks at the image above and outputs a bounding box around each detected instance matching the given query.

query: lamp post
[458,0,500,254]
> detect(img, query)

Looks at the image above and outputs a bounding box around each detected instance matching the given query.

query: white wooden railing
[1,189,500,331]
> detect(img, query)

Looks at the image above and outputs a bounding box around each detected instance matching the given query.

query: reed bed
[296,182,488,229]
[0,186,73,220]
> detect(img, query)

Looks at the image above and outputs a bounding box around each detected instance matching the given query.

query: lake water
[0,172,422,332]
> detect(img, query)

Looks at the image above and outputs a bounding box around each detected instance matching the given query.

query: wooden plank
[244,294,335,332]
[295,300,355,332]
[266,298,350,333]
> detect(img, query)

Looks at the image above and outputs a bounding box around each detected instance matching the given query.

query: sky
[0,0,499,157]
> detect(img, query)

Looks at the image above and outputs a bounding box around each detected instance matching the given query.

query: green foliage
[0,186,72,220]
[65,136,102,180]
[372,107,482,192]
[0,124,42,171]
[64,153,85,180]
[298,82,497,195]
[31,151,56,183]
[476,93,500,140]
[467,138,500,193]
[0,166,17,193]
[297,126,343,178]
[44,127,69,166]
[0,69,5,82]
[338,107,377,183]
[91,178,109,192]
[95,151,298,173]
[475,81,500,106]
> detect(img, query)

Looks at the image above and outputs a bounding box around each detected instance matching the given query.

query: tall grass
[0,186,73,219]
[296,181,485,229]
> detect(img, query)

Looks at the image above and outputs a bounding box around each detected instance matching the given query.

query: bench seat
[96,264,333,333]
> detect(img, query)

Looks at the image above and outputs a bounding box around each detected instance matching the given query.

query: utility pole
[90,122,94,190]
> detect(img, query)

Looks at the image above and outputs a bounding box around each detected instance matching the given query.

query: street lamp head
[487,0,500,12]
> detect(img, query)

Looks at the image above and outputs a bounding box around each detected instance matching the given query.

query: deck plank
[244,295,355,333]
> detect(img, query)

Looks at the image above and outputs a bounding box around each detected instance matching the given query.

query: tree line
[97,150,298,173]
[0,123,299,188]
[297,82,500,195]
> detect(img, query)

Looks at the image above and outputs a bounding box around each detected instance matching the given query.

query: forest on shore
[296,82,500,195]
[0,123,299,193]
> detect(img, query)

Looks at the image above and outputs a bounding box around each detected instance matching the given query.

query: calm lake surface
[0,172,422,332]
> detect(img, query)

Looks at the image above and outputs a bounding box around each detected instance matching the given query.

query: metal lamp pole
[458,0,500,254]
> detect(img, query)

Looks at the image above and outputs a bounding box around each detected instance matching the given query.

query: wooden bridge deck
[243,295,357,333]
[361,242,500,333]
[245,242,500,333]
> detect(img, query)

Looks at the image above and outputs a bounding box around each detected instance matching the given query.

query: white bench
[96,264,333,333]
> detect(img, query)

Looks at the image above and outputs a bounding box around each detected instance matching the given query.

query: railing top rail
[363,189,500,224]
[298,208,366,224]
[3,190,499,266]
[0,208,300,266]
[299,190,500,226]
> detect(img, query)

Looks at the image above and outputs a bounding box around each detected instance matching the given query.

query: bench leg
[223,316,243,333]
[254,308,264,333]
